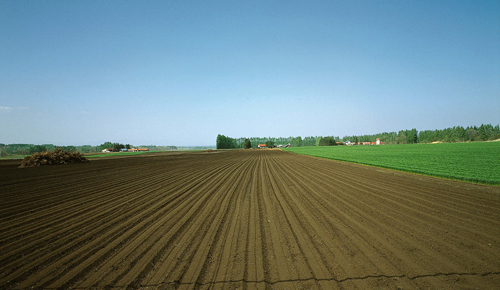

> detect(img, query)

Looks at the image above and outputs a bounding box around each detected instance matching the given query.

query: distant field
[0,155,27,160]
[85,151,147,158]
[284,142,500,185]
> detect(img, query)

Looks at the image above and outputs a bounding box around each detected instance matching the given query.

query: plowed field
[1,150,499,289]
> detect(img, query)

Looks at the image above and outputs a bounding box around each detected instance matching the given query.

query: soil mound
[20,148,88,167]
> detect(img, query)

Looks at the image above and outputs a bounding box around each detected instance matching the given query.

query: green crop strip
[284,142,500,185]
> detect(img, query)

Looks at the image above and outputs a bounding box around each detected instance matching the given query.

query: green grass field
[284,142,500,185]
[0,155,28,160]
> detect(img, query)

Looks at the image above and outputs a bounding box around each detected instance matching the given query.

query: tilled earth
[1,150,499,289]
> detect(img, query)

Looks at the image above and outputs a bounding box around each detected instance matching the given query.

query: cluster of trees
[318,136,338,146]
[418,124,500,143]
[216,135,343,149]
[2,124,497,157]
[216,124,499,150]
[0,143,81,157]
[216,135,307,149]
[97,142,133,152]
[95,143,178,152]
[342,129,418,145]
[341,124,499,145]
[0,142,180,157]
[216,135,238,149]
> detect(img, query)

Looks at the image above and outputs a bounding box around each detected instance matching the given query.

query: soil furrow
[1,150,498,290]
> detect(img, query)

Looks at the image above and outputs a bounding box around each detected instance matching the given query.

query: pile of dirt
[20,148,88,167]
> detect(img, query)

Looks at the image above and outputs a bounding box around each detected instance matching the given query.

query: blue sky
[1,0,499,146]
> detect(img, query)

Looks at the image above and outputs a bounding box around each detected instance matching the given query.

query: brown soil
[1,150,499,289]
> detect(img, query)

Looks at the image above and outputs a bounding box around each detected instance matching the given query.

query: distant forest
[2,124,498,156]
[217,124,500,149]
[0,142,180,158]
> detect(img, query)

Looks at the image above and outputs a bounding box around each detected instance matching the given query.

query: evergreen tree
[479,124,488,141]
[244,139,252,149]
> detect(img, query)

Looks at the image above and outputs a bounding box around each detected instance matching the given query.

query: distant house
[138,148,149,151]
[358,140,384,145]
[101,148,113,153]
[120,148,128,152]
[128,148,138,152]
[257,144,266,149]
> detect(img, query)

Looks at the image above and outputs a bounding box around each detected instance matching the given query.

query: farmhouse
[101,148,113,153]
[257,144,266,149]
[359,139,384,145]
[116,148,143,152]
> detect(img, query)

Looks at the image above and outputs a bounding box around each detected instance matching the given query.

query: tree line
[216,134,342,149]
[2,124,497,156]
[342,124,500,145]
[217,124,500,149]
[0,142,179,157]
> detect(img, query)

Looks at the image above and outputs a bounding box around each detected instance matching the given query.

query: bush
[20,148,88,167]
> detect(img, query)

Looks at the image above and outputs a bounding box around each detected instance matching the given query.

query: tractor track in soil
[1,150,499,289]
